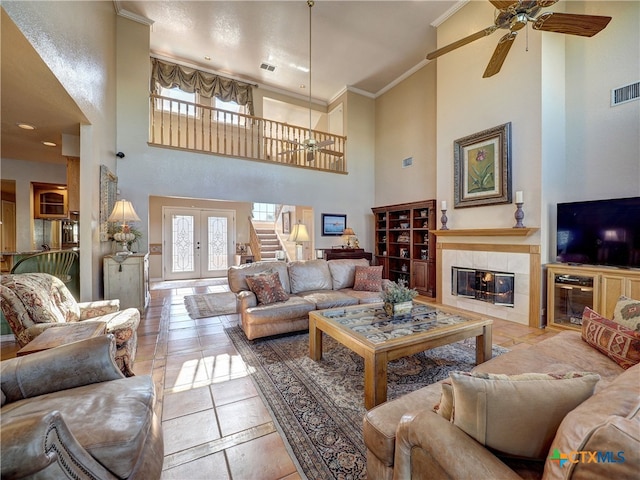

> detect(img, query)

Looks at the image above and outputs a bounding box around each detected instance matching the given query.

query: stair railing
[248,218,262,261]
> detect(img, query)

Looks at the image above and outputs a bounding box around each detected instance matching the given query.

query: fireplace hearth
[452,267,515,307]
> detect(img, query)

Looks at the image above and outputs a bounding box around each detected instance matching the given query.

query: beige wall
[374,62,437,208]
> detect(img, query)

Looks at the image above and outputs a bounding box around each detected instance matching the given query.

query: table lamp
[288,221,310,261]
[108,199,140,254]
[342,227,356,248]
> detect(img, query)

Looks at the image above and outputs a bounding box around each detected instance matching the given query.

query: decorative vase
[384,301,413,318]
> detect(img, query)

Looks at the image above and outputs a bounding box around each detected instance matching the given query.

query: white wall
[4,1,118,300]
[115,18,377,262]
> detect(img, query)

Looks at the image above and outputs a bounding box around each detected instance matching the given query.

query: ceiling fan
[426,0,611,78]
[281,0,343,163]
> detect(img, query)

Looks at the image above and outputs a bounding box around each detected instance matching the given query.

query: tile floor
[0,279,557,479]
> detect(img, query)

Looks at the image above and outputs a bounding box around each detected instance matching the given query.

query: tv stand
[546,263,640,331]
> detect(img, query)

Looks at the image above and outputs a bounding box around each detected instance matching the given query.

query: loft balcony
[149,94,347,174]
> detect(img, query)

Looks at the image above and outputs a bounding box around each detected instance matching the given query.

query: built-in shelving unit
[372,200,436,297]
[432,228,538,237]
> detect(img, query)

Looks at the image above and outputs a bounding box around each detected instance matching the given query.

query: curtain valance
[151,58,254,115]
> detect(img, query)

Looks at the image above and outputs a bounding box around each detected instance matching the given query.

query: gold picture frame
[454,122,512,208]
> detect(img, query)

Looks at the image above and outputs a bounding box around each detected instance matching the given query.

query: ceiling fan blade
[489,1,518,10]
[318,149,344,157]
[280,148,303,155]
[532,12,612,37]
[315,139,334,148]
[426,26,498,60]
[483,31,517,78]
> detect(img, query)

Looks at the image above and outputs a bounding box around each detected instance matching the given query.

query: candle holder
[440,209,449,230]
[514,203,525,228]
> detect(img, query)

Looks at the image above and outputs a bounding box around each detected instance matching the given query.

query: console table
[323,248,372,262]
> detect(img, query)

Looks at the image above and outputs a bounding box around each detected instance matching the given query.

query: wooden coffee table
[309,301,493,409]
[17,322,107,356]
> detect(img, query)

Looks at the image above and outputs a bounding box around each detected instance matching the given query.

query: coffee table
[17,322,107,356]
[309,301,493,409]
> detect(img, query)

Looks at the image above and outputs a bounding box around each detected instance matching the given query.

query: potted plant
[381,279,418,317]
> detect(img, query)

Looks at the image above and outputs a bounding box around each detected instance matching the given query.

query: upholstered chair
[0,273,140,376]
[1,334,164,479]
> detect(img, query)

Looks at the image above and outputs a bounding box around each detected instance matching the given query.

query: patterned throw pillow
[353,265,383,292]
[245,271,289,305]
[582,306,640,369]
[449,371,600,460]
[612,295,640,331]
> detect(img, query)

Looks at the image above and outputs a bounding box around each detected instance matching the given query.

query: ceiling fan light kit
[426,0,612,78]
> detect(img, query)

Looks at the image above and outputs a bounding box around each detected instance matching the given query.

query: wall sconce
[288,221,310,261]
[108,199,140,255]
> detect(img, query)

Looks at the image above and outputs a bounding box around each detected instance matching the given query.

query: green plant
[381,279,418,303]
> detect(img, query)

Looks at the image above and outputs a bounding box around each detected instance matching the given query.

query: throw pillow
[581,306,640,369]
[449,371,600,460]
[353,265,383,292]
[612,295,640,331]
[245,271,289,305]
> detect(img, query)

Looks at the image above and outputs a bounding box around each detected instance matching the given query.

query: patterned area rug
[184,292,237,318]
[226,325,508,480]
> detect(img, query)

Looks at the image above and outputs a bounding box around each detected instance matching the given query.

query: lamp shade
[343,227,356,236]
[288,223,310,243]
[108,199,141,224]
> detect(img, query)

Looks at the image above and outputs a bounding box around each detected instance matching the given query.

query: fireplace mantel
[432,228,538,237]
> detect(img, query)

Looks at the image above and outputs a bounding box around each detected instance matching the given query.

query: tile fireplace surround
[437,242,541,327]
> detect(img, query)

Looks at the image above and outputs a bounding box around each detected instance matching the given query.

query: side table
[17,322,107,356]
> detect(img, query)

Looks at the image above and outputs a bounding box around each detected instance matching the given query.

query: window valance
[151,57,254,115]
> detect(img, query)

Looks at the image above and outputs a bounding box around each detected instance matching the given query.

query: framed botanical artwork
[282,211,291,234]
[321,213,347,236]
[454,122,512,208]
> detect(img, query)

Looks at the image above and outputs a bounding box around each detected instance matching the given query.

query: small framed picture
[322,213,347,236]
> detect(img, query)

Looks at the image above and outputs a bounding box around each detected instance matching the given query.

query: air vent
[611,81,639,106]
[402,157,413,168]
[260,62,276,72]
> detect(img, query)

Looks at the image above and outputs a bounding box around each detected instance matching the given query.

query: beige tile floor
[1,279,557,479]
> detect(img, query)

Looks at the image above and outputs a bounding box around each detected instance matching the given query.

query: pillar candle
[515,191,523,203]
[441,200,447,210]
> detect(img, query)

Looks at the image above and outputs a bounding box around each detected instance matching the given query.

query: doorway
[162,207,235,280]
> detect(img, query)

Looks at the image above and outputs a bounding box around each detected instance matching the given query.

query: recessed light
[17,123,36,130]
[300,84,306,89]
[204,56,211,61]
[42,141,57,147]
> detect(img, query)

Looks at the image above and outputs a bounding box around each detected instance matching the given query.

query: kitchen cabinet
[34,188,68,219]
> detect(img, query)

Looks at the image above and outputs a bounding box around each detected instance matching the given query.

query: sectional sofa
[363,302,640,479]
[228,258,390,340]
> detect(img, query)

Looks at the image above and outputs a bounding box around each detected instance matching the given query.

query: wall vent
[402,157,413,168]
[611,81,639,106]
[260,62,276,72]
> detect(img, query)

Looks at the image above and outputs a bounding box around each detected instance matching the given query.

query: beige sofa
[363,329,639,480]
[228,259,389,340]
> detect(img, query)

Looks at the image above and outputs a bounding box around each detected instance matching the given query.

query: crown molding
[113,2,155,26]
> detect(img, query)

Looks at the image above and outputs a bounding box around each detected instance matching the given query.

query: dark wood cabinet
[323,248,372,261]
[372,200,436,297]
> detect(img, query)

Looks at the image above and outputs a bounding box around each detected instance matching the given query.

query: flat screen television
[556,196,640,268]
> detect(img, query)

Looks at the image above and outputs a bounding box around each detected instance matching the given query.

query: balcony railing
[149,94,347,173]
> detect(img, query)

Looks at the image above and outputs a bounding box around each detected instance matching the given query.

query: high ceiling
[1,1,462,165]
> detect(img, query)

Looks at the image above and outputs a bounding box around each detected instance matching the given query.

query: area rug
[225,325,508,480]
[184,292,237,318]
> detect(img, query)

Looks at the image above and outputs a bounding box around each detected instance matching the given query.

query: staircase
[255,228,282,261]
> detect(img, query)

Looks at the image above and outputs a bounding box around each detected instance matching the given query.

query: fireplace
[452,267,515,307]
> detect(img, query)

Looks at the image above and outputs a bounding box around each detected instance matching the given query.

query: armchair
[0,273,139,376]
[0,335,164,479]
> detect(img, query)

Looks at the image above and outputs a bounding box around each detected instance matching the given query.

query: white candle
[515,191,523,203]
[441,200,447,210]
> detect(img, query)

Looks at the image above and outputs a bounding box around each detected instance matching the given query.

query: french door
[163,208,235,280]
